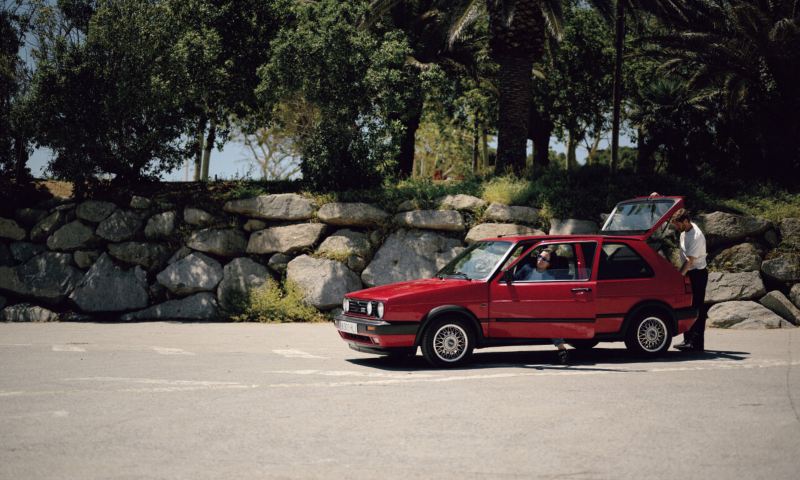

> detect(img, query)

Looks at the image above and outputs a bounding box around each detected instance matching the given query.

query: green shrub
[232,279,325,323]
[481,176,536,205]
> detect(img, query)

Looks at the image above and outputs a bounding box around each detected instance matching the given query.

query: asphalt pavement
[1,322,799,479]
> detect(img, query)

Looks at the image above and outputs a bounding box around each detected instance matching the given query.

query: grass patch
[232,279,325,323]
[481,176,537,206]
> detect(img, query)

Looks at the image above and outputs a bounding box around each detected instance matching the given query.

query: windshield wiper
[444,271,471,280]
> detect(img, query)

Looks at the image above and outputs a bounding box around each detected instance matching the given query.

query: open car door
[601,195,685,240]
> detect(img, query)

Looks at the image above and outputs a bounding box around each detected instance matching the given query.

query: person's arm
[679,256,696,276]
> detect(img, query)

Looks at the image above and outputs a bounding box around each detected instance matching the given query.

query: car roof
[479,234,646,243]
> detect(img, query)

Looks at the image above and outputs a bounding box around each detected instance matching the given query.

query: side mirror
[502,270,514,284]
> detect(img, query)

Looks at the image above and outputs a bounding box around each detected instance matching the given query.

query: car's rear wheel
[568,339,599,350]
[625,311,671,356]
[421,317,475,368]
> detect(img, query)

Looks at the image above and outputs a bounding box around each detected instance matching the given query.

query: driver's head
[536,250,552,270]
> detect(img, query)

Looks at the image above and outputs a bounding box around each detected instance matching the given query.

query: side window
[512,243,579,282]
[578,242,597,280]
[598,243,654,280]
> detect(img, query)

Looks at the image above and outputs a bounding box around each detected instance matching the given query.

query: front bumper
[334,313,418,352]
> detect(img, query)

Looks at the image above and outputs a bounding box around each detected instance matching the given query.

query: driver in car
[517,249,557,281]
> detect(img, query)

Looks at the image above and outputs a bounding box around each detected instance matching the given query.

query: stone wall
[1,193,798,329]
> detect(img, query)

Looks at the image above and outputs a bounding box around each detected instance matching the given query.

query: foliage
[232,279,325,323]
[481,176,537,206]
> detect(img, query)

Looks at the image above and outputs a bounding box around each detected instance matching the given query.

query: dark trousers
[686,268,709,343]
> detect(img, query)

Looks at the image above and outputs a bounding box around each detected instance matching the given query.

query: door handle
[571,287,592,293]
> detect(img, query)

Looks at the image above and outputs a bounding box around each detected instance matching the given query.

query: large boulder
[709,243,764,272]
[120,293,219,321]
[73,250,101,269]
[76,200,117,223]
[246,223,326,255]
[129,195,151,209]
[761,254,800,283]
[216,258,269,311]
[696,212,770,247]
[144,211,177,239]
[186,228,247,257]
[46,220,96,251]
[184,207,216,226]
[96,210,143,242]
[708,301,794,329]
[791,284,800,309]
[10,242,46,263]
[286,255,362,310]
[0,252,83,304]
[69,254,149,312]
[156,252,223,296]
[759,291,800,325]
[705,271,767,304]
[0,218,26,241]
[483,203,539,224]
[438,194,487,212]
[779,218,800,248]
[243,219,267,232]
[548,219,598,235]
[1,304,60,322]
[465,223,544,244]
[361,230,464,287]
[108,242,171,271]
[316,229,372,272]
[30,210,69,242]
[393,210,465,232]
[317,202,389,227]
[223,193,316,221]
[268,253,292,274]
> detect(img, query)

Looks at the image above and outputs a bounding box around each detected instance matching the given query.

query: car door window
[512,243,581,282]
[598,242,654,280]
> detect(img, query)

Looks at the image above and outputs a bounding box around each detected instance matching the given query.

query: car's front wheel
[421,317,475,368]
[624,311,671,356]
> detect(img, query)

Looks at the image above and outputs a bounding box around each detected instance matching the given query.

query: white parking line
[52,345,86,352]
[152,347,195,356]
[273,349,327,359]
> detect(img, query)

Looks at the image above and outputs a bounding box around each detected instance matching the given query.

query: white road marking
[52,345,86,352]
[152,347,195,356]
[273,349,327,359]
[1,410,69,419]
[0,343,33,347]
[64,377,258,393]
[267,369,437,379]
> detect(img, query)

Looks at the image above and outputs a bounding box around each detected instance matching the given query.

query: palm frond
[447,0,483,49]
[540,0,564,40]
[360,0,402,29]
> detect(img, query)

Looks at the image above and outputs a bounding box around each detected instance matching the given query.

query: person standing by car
[652,196,708,351]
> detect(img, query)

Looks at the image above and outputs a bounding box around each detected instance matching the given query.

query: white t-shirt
[680,222,707,270]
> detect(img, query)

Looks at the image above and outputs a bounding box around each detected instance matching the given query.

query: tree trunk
[566,132,579,170]
[636,128,656,174]
[194,118,205,181]
[13,132,29,183]
[472,116,479,174]
[495,55,534,175]
[529,108,552,169]
[397,98,422,179]
[481,127,489,169]
[201,124,216,182]
[610,0,626,174]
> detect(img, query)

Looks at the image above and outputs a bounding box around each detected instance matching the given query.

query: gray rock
[0,294,5,309]
[438,194,487,212]
[393,210,465,232]
[790,284,800,309]
[0,252,83,304]
[761,254,800,283]
[0,243,11,266]
[759,291,800,325]
[268,253,292,273]
[317,229,372,274]
[186,228,247,257]
[156,252,223,296]
[396,199,419,212]
[247,223,326,255]
[708,301,794,329]
[168,246,193,265]
[361,230,464,287]
[548,219,598,235]
[705,271,767,304]
[10,242,46,263]
[243,219,267,232]
[696,212,770,247]
[53,202,76,212]
[30,210,68,242]
[96,210,143,242]
[184,207,216,226]
[76,200,117,223]
[483,203,540,224]
[130,195,151,209]
[779,218,800,247]
[287,255,362,310]
[108,242,171,271]
[223,193,316,221]
[15,208,48,227]
[69,254,149,312]
[709,243,764,272]
[217,258,270,311]
[465,223,545,244]
[120,293,219,321]
[317,202,389,227]
[0,217,26,241]
[144,211,177,239]
[1,304,59,322]
[74,250,101,269]
[46,220,96,251]
[763,229,780,248]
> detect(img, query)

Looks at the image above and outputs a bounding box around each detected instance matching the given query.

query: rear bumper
[334,314,418,352]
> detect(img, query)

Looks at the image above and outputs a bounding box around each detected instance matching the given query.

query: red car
[335,196,697,367]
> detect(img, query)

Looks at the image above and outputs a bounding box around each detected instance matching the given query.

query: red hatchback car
[335,196,698,367]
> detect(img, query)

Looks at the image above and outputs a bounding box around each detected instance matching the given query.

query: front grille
[342,332,372,344]
[348,299,369,315]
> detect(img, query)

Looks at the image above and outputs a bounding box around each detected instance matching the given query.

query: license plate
[338,320,358,334]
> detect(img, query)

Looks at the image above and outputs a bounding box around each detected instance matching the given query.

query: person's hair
[670,208,691,223]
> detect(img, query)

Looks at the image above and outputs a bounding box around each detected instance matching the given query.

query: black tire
[568,339,599,350]
[624,311,672,356]
[420,316,475,368]
[384,347,417,362]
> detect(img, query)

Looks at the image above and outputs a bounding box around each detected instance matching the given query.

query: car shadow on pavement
[346,347,750,372]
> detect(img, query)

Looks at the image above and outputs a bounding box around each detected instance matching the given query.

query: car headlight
[342,298,349,312]
[376,302,384,319]
[366,302,373,316]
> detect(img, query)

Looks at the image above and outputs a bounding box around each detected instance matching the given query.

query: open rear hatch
[601,196,684,240]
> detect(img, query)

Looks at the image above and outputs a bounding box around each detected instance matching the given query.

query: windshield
[437,241,513,280]
[602,199,677,234]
